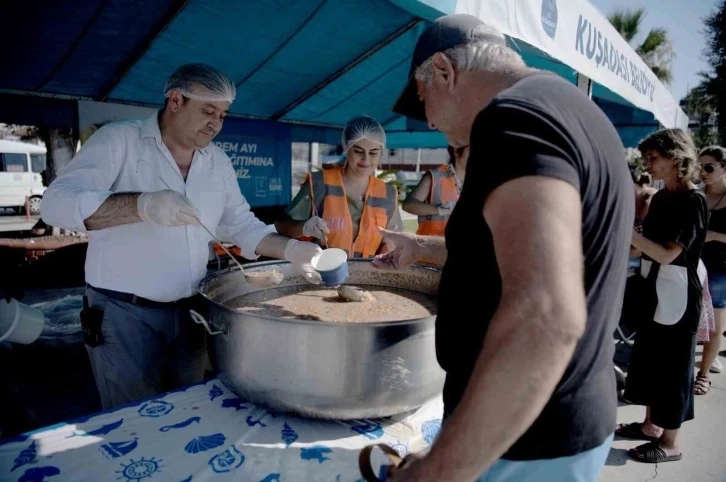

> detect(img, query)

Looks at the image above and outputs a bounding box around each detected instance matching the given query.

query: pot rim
[197,258,441,327]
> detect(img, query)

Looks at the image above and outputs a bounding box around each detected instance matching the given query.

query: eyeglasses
[702,164,719,174]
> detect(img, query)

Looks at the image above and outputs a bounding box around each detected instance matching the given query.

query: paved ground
[602,342,726,482]
[0,209,38,232]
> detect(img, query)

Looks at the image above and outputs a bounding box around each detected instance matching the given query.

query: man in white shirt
[41,63,323,410]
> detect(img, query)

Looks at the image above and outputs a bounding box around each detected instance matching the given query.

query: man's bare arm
[415,235,448,266]
[84,193,142,231]
[410,176,587,481]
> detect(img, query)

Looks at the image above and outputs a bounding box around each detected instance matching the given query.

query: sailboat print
[99,438,139,459]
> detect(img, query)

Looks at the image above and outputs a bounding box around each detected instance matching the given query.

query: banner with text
[213,117,292,208]
[454,0,688,129]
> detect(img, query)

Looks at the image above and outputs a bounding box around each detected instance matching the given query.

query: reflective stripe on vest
[308,168,397,258]
[417,164,459,236]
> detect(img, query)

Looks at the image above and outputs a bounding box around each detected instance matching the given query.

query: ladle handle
[156,175,247,275]
[189,310,225,336]
[358,444,405,482]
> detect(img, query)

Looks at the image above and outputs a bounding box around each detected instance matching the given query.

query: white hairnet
[342,115,386,152]
[164,63,236,103]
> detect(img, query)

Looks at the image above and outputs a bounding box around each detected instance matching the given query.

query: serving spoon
[157,176,283,288]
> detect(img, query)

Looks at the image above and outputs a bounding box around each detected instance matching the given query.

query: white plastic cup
[311,248,349,286]
[0,299,45,344]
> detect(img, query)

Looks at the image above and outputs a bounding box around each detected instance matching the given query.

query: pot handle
[358,444,405,482]
[189,309,225,336]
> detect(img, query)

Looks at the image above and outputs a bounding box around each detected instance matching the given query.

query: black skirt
[623,321,696,430]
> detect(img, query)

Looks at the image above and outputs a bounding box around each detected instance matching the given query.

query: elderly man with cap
[373,14,633,482]
[41,63,322,410]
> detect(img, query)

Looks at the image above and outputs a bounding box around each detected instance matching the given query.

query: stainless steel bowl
[195,259,445,420]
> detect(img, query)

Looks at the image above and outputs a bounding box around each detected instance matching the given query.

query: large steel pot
[195,259,445,420]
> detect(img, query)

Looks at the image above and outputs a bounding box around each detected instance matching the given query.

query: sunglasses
[702,164,720,174]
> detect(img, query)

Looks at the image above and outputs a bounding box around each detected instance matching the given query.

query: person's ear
[431,52,457,92]
[168,90,185,113]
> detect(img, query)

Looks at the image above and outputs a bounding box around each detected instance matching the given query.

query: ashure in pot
[196,259,445,420]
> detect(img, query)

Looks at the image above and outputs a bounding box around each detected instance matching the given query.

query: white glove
[137,190,201,227]
[302,216,330,241]
[284,239,323,284]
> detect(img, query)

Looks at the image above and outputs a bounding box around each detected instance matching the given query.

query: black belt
[87,284,198,310]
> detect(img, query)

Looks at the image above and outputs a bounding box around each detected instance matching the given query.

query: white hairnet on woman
[164,63,236,103]
[341,114,386,152]
[276,113,403,258]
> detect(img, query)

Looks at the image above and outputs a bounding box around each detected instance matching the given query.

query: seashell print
[421,419,442,445]
[184,433,227,454]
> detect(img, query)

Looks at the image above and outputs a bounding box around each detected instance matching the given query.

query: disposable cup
[311,248,349,286]
[0,298,45,344]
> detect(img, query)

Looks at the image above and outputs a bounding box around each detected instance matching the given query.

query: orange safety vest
[416,164,460,236]
[305,167,397,258]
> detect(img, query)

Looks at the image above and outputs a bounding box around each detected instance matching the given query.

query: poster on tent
[212,117,292,208]
[77,101,292,207]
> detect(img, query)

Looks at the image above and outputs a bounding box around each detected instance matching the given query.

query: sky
[590,0,720,102]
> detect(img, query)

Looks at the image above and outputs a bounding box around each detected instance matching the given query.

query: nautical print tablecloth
[0,378,443,482]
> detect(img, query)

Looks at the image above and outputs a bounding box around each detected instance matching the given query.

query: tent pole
[576,73,592,99]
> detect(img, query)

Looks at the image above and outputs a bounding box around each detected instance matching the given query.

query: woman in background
[275,115,402,258]
[618,129,708,464]
[402,145,468,236]
[695,145,726,394]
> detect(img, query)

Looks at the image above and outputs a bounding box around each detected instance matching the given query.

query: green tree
[681,71,719,148]
[608,8,675,85]
[703,0,726,145]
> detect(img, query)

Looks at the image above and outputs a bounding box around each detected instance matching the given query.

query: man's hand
[386,453,431,482]
[284,239,323,284]
[302,216,330,241]
[137,190,201,227]
[371,229,420,270]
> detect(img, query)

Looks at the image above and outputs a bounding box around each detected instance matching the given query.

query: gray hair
[164,63,236,103]
[414,25,525,83]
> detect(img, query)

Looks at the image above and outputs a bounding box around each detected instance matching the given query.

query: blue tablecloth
[0,378,443,482]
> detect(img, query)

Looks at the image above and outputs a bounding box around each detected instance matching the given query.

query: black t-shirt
[641,189,708,332]
[437,72,634,460]
[701,205,726,273]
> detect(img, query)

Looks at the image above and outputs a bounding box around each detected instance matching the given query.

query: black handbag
[620,261,660,333]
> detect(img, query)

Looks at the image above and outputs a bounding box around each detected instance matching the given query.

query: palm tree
[681,71,719,148]
[608,8,675,85]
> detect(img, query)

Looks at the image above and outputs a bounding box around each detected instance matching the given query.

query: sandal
[695,372,711,395]
[628,442,682,463]
[614,422,658,442]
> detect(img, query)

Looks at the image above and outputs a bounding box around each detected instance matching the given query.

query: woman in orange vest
[275,115,403,258]
[402,145,468,236]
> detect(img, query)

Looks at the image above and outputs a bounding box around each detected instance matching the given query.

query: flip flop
[628,442,682,463]
[615,422,658,442]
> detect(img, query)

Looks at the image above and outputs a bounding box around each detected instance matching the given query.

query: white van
[0,139,47,215]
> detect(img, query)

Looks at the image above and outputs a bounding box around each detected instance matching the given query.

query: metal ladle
[158,176,283,288]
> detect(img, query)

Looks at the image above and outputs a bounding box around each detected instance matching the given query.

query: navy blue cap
[392,14,507,121]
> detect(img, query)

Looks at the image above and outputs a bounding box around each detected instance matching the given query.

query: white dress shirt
[41,112,276,302]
